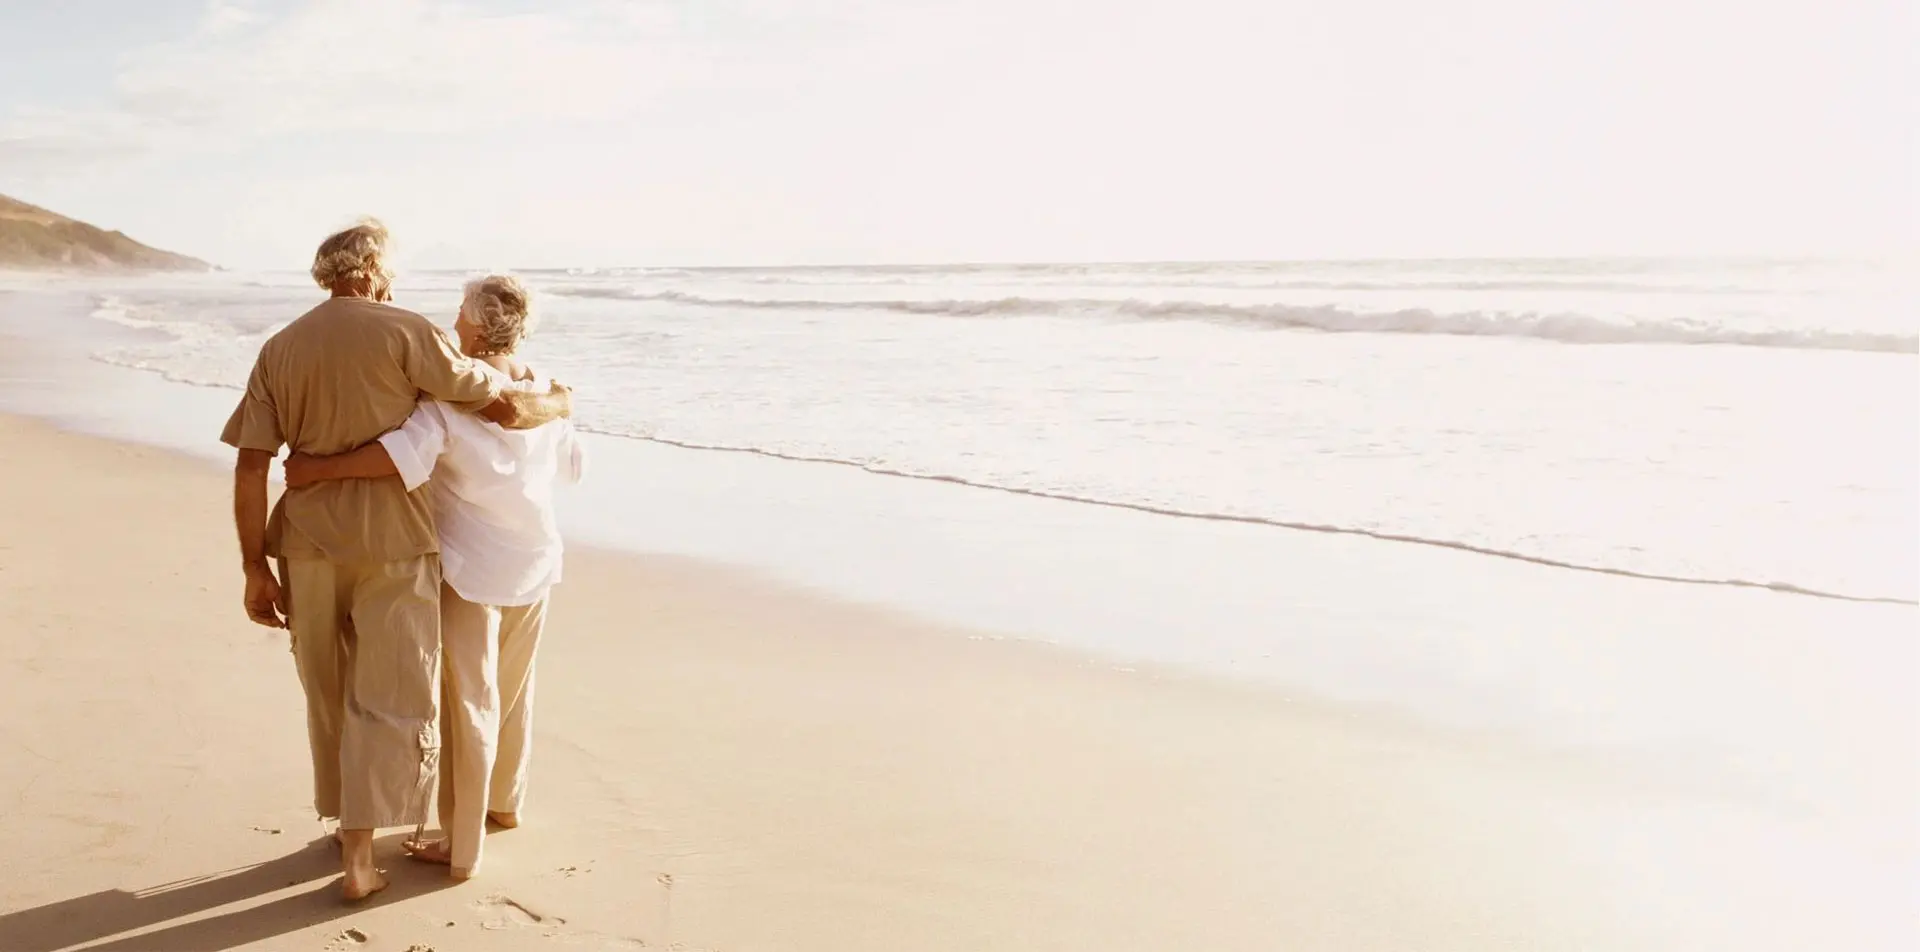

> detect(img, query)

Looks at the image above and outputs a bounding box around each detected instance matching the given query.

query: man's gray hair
[463,273,537,353]
[310,218,394,291]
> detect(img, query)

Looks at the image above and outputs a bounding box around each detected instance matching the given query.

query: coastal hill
[0,193,212,271]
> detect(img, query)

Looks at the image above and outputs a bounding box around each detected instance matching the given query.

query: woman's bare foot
[403,838,475,880]
[487,811,520,829]
[403,837,453,866]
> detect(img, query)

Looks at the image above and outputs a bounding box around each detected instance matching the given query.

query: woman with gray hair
[285,272,585,880]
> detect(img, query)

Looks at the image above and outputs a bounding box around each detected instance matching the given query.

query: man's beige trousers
[281,556,442,830]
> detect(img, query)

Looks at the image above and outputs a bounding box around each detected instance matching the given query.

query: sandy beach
[0,408,1912,952]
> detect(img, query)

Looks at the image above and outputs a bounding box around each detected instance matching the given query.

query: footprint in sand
[474,894,566,931]
[322,926,369,950]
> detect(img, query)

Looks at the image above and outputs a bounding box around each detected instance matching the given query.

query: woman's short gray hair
[310,218,394,292]
[462,273,537,353]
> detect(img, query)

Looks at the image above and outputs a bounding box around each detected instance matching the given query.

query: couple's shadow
[0,833,455,952]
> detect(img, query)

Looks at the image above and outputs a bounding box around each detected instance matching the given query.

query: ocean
[64,256,1918,605]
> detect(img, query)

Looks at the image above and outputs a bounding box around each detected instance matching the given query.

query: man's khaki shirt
[220,296,501,563]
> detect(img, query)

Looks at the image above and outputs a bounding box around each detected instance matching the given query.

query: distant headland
[0,193,213,272]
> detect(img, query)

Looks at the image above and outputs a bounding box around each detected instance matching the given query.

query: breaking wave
[547,287,1917,354]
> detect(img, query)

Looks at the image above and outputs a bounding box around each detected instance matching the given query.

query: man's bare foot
[338,828,387,902]
[487,811,520,829]
[342,866,389,901]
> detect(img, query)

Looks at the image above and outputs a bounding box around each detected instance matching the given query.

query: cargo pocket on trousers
[415,724,442,814]
[417,724,441,777]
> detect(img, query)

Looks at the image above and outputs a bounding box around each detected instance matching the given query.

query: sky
[0,0,1912,269]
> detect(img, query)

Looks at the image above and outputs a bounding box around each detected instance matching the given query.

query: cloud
[138,0,712,131]
[200,0,263,35]
[0,106,169,176]
[1,0,713,164]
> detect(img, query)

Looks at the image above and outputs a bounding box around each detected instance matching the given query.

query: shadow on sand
[0,834,456,952]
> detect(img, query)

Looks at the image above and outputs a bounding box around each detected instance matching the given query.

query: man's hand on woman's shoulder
[487,379,573,429]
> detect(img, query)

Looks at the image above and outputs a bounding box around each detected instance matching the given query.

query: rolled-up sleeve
[405,321,499,413]
[376,402,451,491]
[219,364,284,453]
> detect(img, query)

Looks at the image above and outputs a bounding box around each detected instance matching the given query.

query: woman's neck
[477,352,533,381]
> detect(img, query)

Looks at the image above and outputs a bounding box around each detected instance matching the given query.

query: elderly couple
[221,219,585,900]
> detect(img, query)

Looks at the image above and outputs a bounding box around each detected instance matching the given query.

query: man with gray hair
[220,218,572,900]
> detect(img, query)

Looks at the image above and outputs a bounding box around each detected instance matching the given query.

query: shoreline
[48,349,1920,606]
[1,412,1915,950]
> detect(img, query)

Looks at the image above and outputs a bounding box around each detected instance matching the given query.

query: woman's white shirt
[377,374,587,607]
